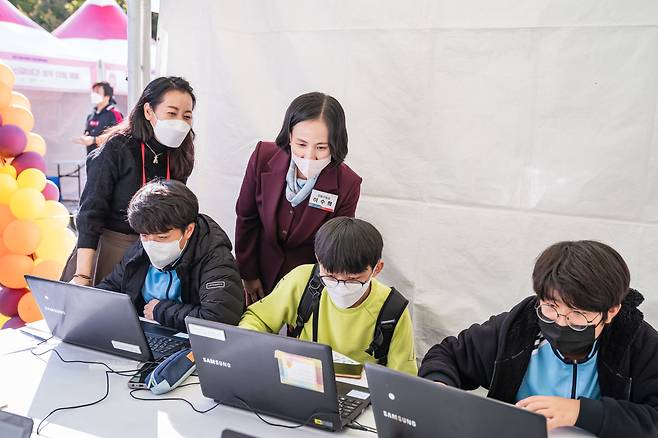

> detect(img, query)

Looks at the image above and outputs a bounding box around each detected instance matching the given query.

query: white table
[0,329,594,438]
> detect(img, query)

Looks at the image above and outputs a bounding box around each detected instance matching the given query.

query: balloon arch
[0,61,76,329]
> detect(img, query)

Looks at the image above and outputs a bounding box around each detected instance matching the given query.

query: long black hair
[102,76,195,181]
[275,92,348,164]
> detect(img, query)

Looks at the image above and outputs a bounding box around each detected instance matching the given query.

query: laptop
[185,316,371,432]
[26,276,189,362]
[365,363,547,438]
[0,412,33,438]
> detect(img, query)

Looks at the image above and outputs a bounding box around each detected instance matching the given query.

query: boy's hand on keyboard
[144,299,160,321]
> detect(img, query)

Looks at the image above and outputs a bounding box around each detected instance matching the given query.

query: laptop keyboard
[338,395,363,418]
[146,333,187,357]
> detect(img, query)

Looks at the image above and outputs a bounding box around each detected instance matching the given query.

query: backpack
[288,264,408,366]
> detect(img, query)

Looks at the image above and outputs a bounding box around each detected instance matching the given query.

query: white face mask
[91,92,104,105]
[141,235,185,270]
[325,278,372,309]
[291,153,331,179]
[151,116,191,149]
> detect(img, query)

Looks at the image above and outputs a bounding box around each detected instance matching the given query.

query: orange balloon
[0,204,14,232]
[25,133,46,156]
[0,237,8,257]
[0,105,34,133]
[0,254,34,289]
[0,81,10,110]
[10,92,30,111]
[18,292,43,323]
[0,62,15,89]
[32,259,64,281]
[3,219,41,255]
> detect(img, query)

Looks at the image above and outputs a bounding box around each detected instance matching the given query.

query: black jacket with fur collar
[419,290,658,437]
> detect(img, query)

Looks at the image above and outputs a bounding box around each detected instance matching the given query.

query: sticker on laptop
[188,323,226,341]
[308,190,338,212]
[111,340,142,354]
[347,389,369,400]
[274,350,324,393]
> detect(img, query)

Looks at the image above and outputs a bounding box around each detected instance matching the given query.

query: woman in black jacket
[64,77,196,286]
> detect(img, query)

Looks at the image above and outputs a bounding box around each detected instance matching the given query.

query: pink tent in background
[54,0,135,96]
[0,0,97,92]
[0,0,98,195]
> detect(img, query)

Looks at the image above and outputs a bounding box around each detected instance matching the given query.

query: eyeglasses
[535,303,603,332]
[319,275,370,293]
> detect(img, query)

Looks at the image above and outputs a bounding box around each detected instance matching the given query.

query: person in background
[63,76,196,286]
[97,180,244,332]
[418,240,658,438]
[240,217,417,375]
[235,92,362,305]
[74,81,123,155]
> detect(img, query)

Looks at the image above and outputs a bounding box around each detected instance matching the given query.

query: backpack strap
[288,264,323,341]
[365,287,408,366]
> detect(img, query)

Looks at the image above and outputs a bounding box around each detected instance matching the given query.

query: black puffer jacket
[418,290,658,438]
[97,214,245,332]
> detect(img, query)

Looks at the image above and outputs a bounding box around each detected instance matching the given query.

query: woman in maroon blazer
[235,92,362,304]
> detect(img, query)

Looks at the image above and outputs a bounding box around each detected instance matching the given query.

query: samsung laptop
[365,363,548,438]
[186,316,371,432]
[26,276,188,362]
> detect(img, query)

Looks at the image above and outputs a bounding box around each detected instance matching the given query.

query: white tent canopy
[158,0,658,358]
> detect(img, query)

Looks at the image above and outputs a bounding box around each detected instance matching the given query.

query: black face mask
[538,319,598,357]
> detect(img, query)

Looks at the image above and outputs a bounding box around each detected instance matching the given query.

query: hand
[70,276,91,286]
[74,135,95,146]
[516,396,580,431]
[243,278,265,306]
[144,299,160,320]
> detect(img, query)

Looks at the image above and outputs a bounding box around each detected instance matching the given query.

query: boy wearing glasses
[239,217,417,374]
[419,240,658,437]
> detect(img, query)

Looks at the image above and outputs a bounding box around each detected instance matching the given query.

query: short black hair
[92,81,114,99]
[275,92,348,164]
[127,180,199,234]
[314,217,383,274]
[532,240,630,312]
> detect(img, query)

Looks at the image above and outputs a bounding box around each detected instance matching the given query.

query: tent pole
[128,0,150,112]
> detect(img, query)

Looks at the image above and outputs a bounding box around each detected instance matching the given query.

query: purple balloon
[0,287,28,316]
[42,180,60,201]
[11,151,46,175]
[0,124,27,158]
[3,315,25,329]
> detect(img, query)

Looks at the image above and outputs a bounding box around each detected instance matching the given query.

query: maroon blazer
[235,141,362,293]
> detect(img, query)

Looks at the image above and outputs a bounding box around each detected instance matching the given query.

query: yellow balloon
[35,227,76,263]
[25,133,46,156]
[0,62,15,89]
[0,165,17,179]
[9,188,45,220]
[37,200,70,229]
[17,168,46,191]
[0,81,10,110]
[0,174,18,204]
[0,313,10,328]
[0,105,34,133]
[10,92,30,111]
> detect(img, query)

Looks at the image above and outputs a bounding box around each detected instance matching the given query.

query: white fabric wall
[158,0,658,358]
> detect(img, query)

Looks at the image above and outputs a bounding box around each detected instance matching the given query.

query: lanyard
[141,142,171,186]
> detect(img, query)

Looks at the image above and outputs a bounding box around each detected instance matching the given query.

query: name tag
[308,190,338,212]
